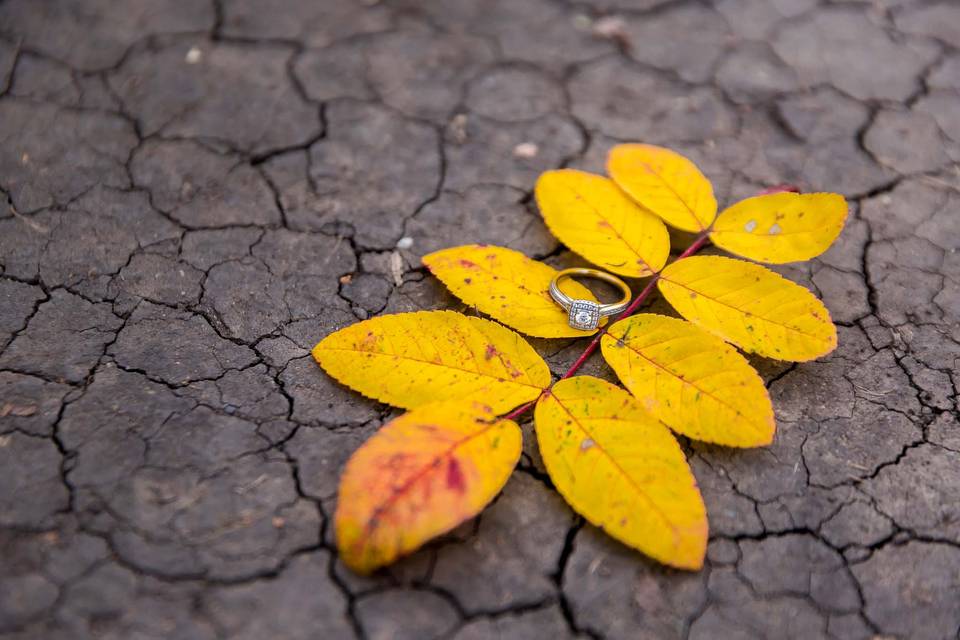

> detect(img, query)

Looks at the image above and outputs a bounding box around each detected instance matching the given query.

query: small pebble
[572,14,593,31]
[448,114,469,144]
[185,47,202,64]
[513,142,539,159]
[389,251,404,287]
[396,236,414,250]
[592,16,627,40]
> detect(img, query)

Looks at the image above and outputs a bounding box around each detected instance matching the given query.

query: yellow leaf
[313,310,549,413]
[534,169,670,277]
[710,192,848,263]
[658,256,837,361]
[336,400,521,573]
[423,244,601,338]
[535,376,707,570]
[607,144,717,233]
[601,314,774,447]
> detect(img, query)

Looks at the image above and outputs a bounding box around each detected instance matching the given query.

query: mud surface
[1,1,959,638]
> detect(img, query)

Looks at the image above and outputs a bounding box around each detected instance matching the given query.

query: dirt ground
[1,1,959,638]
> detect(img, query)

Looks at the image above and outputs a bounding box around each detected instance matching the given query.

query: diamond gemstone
[568,299,600,330]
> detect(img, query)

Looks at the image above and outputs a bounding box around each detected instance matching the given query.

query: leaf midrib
[435,254,565,304]
[354,420,504,549]
[658,275,831,343]
[558,181,656,273]
[319,346,545,389]
[711,225,836,239]
[545,394,685,548]
[605,333,770,434]
[624,158,706,232]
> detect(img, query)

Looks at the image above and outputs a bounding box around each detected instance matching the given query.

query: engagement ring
[548,268,632,330]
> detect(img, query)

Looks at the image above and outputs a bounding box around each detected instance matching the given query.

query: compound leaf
[313,310,549,413]
[601,314,774,447]
[658,256,837,361]
[535,376,707,570]
[336,401,521,573]
[423,244,601,338]
[607,144,717,233]
[534,169,670,277]
[710,192,848,263]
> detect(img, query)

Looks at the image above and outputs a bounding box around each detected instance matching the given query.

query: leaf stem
[502,230,712,423]
[502,398,536,421]
[673,230,713,261]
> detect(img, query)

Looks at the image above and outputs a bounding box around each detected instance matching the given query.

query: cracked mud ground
[0,0,958,638]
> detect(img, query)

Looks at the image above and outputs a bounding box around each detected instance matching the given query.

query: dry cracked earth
[0,0,958,638]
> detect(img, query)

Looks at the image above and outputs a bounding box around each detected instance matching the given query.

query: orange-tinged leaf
[535,376,707,570]
[607,144,717,233]
[423,244,601,338]
[313,310,549,413]
[336,400,521,573]
[658,256,837,361]
[601,314,774,447]
[710,192,848,263]
[534,169,670,277]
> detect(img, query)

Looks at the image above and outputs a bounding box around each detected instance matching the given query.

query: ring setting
[568,299,601,331]
[549,268,632,331]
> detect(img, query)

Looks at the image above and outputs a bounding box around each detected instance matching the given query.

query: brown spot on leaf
[446,458,466,493]
[359,331,378,351]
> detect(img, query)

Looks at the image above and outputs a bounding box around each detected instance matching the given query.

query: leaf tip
[311,333,334,365]
[672,536,708,571]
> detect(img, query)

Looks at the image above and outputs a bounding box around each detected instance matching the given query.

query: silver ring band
[549,268,632,330]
